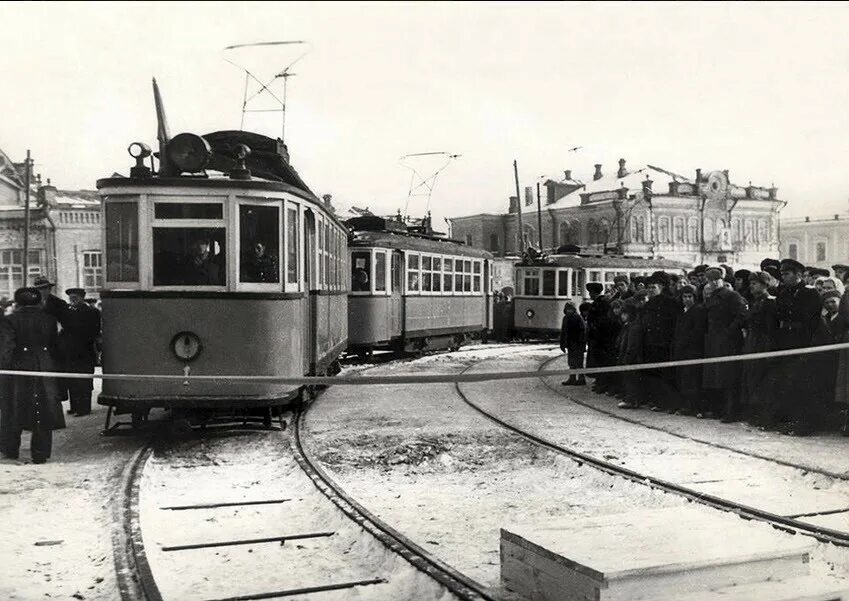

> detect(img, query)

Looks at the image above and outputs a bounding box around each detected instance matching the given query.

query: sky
[2,1,848,228]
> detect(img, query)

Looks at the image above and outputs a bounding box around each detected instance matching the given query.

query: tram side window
[542,270,555,296]
[392,253,401,292]
[375,251,387,292]
[105,202,139,282]
[572,270,585,296]
[239,205,280,284]
[153,228,226,286]
[523,269,540,296]
[443,258,453,293]
[432,257,442,292]
[473,261,482,293]
[324,222,331,290]
[286,205,299,286]
[422,255,432,292]
[351,250,370,292]
[558,270,569,296]
[407,253,420,293]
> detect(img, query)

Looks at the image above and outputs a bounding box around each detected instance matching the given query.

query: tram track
[111,344,521,601]
[452,350,849,549]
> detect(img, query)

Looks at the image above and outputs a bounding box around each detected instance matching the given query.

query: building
[449,159,784,270]
[0,147,102,300]
[779,213,849,268]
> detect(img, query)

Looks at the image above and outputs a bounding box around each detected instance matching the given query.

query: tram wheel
[130,410,149,430]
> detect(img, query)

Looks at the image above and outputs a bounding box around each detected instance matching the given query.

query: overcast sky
[2,1,847,226]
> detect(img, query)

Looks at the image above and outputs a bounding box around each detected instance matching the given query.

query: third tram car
[97,115,347,427]
[346,215,494,357]
[512,251,689,338]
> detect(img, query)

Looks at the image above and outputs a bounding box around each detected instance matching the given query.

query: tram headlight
[526,309,535,319]
[128,142,151,159]
[166,133,212,173]
[171,331,202,362]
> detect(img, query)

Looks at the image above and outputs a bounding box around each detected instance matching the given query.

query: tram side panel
[314,291,348,373]
[513,297,571,337]
[403,295,487,341]
[347,295,396,349]
[100,296,305,407]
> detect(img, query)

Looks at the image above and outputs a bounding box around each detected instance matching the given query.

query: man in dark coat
[701,266,747,422]
[585,283,616,392]
[640,272,681,411]
[560,302,587,386]
[775,258,824,435]
[610,275,632,302]
[1,288,64,463]
[671,285,707,415]
[33,276,67,324]
[743,272,779,429]
[59,288,102,416]
[734,269,753,304]
[616,303,644,408]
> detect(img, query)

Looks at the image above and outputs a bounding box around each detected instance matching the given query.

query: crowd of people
[559,258,849,437]
[0,277,101,464]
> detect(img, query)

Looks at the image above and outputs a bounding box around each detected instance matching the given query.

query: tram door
[304,209,317,374]
[484,259,493,330]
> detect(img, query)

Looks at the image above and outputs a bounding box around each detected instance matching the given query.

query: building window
[673,217,685,243]
[631,215,646,243]
[489,233,499,252]
[788,243,798,260]
[658,217,671,243]
[82,251,103,292]
[687,218,699,243]
[0,250,41,299]
[817,241,827,262]
[465,234,473,246]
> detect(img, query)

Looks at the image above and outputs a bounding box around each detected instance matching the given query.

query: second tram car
[97,121,348,426]
[512,252,689,337]
[346,215,494,356]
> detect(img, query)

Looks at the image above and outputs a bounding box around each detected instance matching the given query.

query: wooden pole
[23,150,31,284]
[536,181,543,251]
[513,160,524,253]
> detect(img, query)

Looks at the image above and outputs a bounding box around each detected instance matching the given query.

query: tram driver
[182,236,223,286]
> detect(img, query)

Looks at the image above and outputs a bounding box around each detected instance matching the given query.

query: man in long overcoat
[560,302,587,386]
[585,283,616,392]
[59,288,102,416]
[775,258,824,435]
[742,272,779,428]
[671,285,707,415]
[640,273,681,411]
[0,288,64,463]
[701,267,747,422]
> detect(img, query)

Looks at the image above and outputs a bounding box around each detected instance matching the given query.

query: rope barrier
[3,341,849,386]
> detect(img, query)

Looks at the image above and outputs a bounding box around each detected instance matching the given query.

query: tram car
[97,100,347,427]
[346,215,494,357]
[512,251,689,338]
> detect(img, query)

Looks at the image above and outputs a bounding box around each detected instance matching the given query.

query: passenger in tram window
[351,257,370,292]
[181,236,223,286]
[241,242,279,284]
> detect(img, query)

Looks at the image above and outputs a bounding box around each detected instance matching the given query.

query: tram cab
[97,128,348,422]
[513,252,688,337]
[346,216,493,355]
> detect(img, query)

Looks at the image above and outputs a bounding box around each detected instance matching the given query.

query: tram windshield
[153,228,226,286]
[239,205,280,284]
[351,250,370,292]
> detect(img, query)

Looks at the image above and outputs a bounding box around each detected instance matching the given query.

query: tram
[346,215,494,357]
[97,122,347,427]
[512,251,689,338]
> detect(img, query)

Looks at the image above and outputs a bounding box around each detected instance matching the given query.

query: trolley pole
[23,149,31,283]
[536,181,543,251]
[513,160,524,254]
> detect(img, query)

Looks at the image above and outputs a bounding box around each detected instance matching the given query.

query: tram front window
[105,201,139,282]
[153,228,226,286]
[239,205,280,284]
[351,251,371,292]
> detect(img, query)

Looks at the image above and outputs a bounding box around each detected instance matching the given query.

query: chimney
[836,214,840,220]
[564,170,572,181]
[695,168,702,183]
[593,164,603,181]
[805,216,810,222]
[617,158,627,179]
[509,196,518,213]
[524,186,534,207]
[37,178,57,208]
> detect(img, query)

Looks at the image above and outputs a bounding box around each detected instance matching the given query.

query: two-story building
[779,214,849,268]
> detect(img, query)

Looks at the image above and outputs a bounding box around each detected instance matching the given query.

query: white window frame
[520,267,541,297]
[235,197,283,293]
[405,251,421,295]
[373,248,391,296]
[82,250,103,292]
[556,269,571,298]
[103,195,143,290]
[148,195,228,292]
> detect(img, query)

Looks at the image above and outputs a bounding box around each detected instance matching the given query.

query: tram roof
[349,229,493,258]
[518,253,689,270]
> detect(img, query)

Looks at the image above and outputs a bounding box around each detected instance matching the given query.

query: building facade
[0,147,102,300]
[779,214,849,268]
[449,160,783,270]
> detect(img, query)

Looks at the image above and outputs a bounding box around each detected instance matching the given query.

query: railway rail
[453,350,849,549]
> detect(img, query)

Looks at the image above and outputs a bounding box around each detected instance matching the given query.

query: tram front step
[501,506,815,601]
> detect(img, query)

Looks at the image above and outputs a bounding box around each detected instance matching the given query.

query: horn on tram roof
[152,77,176,176]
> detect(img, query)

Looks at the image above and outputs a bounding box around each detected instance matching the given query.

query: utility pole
[23,150,31,283]
[513,160,524,254]
[535,181,543,251]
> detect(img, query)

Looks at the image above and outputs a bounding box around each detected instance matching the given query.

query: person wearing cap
[32,276,68,324]
[58,288,101,417]
[1,288,63,464]
[701,269,747,422]
[671,284,706,416]
[742,272,779,429]
[773,258,824,435]
[616,302,644,409]
[733,270,753,304]
[640,272,681,411]
[610,275,632,302]
[585,283,616,393]
[559,302,587,386]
